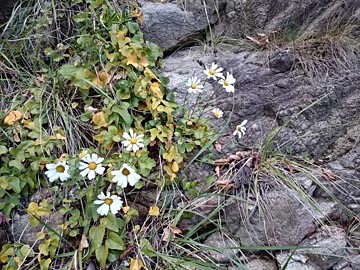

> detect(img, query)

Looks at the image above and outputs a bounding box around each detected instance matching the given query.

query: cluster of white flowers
[186,62,248,140]
[44,128,144,216]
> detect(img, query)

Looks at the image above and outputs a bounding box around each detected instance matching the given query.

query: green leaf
[0,146,8,155]
[100,213,119,232]
[8,177,21,193]
[89,225,105,249]
[95,245,108,268]
[127,22,139,34]
[111,104,132,126]
[9,160,25,171]
[72,12,90,23]
[105,232,125,250]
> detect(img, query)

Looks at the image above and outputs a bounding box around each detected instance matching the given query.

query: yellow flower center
[122,168,130,176]
[56,165,65,173]
[130,138,137,144]
[224,80,229,86]
[105,198,113,205]
[88,162,97,170]
[191,83,197,89]
[209,69,215,75]
[214,112,221,118]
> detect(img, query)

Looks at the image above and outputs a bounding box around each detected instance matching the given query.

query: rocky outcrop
[141,0,360,53]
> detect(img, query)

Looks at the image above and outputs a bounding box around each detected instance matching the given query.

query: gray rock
[245,258,277,270]
[277,252,321,270]
[10,213,63,245]
[299,225,348,269]
[141,1,220,52]
[214,0,360,38]
[334,255,360,270]
[203,232,240,262]
[224,187,316,246]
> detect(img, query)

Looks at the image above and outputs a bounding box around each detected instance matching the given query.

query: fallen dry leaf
[214,158,229,166]
[4,110,22,126]
[79,234,89,251]
[129,257,145,270]
[216,179,234,192]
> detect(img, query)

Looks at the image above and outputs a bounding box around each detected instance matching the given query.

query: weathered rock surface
[9,213,62,245]
[203,231,240,262]
[277,252,321,270]
[224,188,317,246]
[141,0,360,53]
[141,1,220,51]
[244,258,277,270]
[299,226,348,269]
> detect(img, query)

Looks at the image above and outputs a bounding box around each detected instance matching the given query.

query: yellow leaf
[171,161,179,173]
[92,111,108,129]
[122,206,130,214]
[138,56,148,68]
[126,54,139,68]
[129,257,145,270]
[4,110,22,125]
[24,120,36,130]
[164,164,176,182]
[150,82,163,99]
[55,133,66,140]
[0,245,14,263]
[144,67,159,81]
[27,202,51,217]
[0,177,8,190]
[148,205,160,216]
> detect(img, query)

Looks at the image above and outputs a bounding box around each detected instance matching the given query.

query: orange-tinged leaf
[169,224,182,234]
[148,205,160,216]
[135,10,144,25]
[129,257,145,270]
[92,111,108,129]
[4,110,22,125]
[126,54,139,68]
[171,161,179,173]
[138,56,148,67]
[116,31,126,40]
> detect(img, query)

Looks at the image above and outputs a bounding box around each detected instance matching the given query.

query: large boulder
[141,0,223,52]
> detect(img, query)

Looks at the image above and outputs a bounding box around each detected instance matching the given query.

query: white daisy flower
[111,164,141,188]
[233,120,248,139]
[121,128,144,152]
[94,192,123,216]
[218,72,236,93]
[212,108,224,118]
[204,62,224,80]
[186,76,204,94]
[79,153,105,180]
[45,161,70,182]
